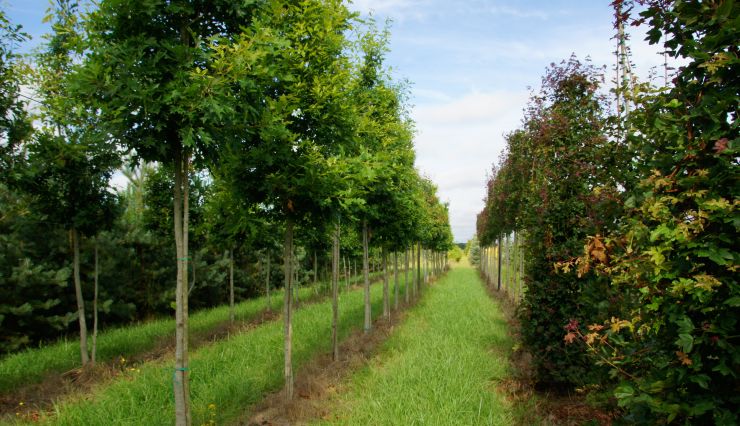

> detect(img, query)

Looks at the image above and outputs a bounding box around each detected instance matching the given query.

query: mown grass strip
[0,271,379,394]
[319,265,536,425]
[19,272,412,425]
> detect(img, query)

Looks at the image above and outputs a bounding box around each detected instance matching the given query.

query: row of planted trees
[476,1,737,424]
[0,0,453,423]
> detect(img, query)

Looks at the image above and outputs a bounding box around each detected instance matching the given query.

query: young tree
[75,1,267,422]
[217,0,359,399]
[24,0,119,366]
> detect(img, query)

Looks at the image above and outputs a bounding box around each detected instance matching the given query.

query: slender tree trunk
[506,234,511,292]
[313,252,318,295]
[497,235,502,291]
[519,236,524,302]
[266,250,271,312]
[331,224,340,361]
[92,237,99,365]
[229,249,235,324]
[343,255,349,293]
[393,252,399,311]
[363,221,371,333]
[71,228,89,366]
[416,242,422,294]
[283,219,294,401]
[173,148,191,426]
[292,250,298,307]
[190,251,196,294]
[404,249,410,304]
[382,248,389,320]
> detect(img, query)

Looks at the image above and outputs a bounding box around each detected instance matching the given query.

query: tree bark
[229,248,235,324]
[393,251,399,311]
[313,251,318,295]
[266,250,271,312]
[92,237,99,365]
[343,255,349,293]
[292,250,298,307]
[497,235,502,291]
[331,224,340,361]
[404,249,410,304]
[382,247,389,320]
[71,228,89,366]
[283,219,294,401]
[416,242,422,294]
[363,221,371,333]
[173,148,191,426]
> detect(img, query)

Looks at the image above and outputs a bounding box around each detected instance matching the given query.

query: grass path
[317,263,536,425]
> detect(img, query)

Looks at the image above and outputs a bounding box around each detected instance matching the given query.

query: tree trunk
[519,235,524,301]
[497,235,502,291]
[292,251,298,307]
[416,242,422,294]
[363,221,371,333]
[265,250,272,312]
[173,148,191,426]
[343,255,349,293]
[283,219,294,401]
[189,251,196,294]
[393,252,399,311]
[229,248,235,324]
[382,248,389,320]
[92,236,99,365]
[331,224,340,361]
[71,228,89,366]
[404,249,410,304]
[313,251,318,295]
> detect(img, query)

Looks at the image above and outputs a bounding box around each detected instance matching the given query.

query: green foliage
[567,1,739,423]
[0,7,32,172]
[478,58,626,386]
[447,245,463,263]
[476,1,738,422]
[466,236,480,266]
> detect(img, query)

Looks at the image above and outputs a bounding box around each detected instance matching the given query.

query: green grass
[318,264,537,425]
[0,271,379,394]
[6,271,413,425]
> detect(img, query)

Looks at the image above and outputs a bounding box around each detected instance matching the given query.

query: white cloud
[413,91,526,125]
[349,0,432,21]
[488,5,549,20]
[411,90,528,242]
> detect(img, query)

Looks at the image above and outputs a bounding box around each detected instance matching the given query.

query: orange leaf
[676,351,693,366]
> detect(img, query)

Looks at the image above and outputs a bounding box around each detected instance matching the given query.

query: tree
[23,0,120,366]
[216,0,358,400]
[75,1,267,422]
[572,1,739,422]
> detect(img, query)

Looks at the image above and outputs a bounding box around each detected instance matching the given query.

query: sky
[4,0,669,243]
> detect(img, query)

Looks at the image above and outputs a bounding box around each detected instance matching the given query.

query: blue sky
[5,0,669,243]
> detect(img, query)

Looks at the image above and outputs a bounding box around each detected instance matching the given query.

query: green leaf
[665,98,681,108]
[725,296,740,307]
[614,384,635,400]
[676,333,694,353]
[689,374,710,389]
